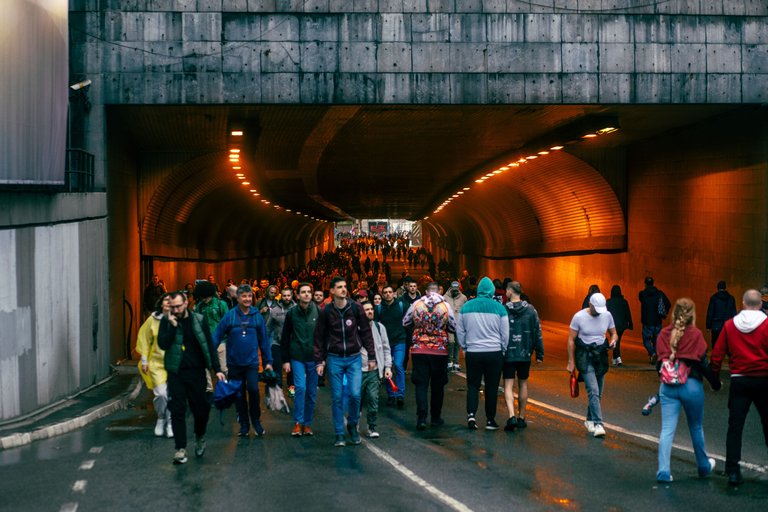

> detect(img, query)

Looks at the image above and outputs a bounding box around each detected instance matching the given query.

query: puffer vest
[164,311,213,373]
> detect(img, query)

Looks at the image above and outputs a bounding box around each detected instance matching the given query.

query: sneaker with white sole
[173,448,187,464]
[367,426,379,438]
[699,458,716,477]
[165,422,174,438]
[154,418,165,437]
[584,420,595,433]
[593,424,606,438]
[194,437,206,457]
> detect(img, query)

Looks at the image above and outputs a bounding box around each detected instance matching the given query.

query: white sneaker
[593,424,606,438]
[166,422,174,438]
[612,357,623,366]
[154,418,165,437]
[584,420,595,433]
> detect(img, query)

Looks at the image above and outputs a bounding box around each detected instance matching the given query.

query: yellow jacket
[136,313,167,388]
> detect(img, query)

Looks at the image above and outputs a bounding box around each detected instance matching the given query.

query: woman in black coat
[606,285,633,366]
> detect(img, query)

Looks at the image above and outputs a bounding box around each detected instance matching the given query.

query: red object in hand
[570,370,579,398]
[386,377,398,393]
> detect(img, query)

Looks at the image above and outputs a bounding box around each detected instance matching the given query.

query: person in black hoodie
[706,280,737,351]
[638,277,671,364]
[606,285,633,366]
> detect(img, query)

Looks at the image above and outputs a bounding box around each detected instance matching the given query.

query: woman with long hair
[136,293,173,438]
[655,297,716,482]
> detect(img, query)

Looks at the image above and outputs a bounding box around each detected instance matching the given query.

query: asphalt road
[1,327,766,512]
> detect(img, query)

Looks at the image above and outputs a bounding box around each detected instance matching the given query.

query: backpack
[660,358,689,385]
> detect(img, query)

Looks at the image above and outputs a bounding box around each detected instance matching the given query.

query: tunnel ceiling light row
[426,118,619,219]
[227,132,328,224]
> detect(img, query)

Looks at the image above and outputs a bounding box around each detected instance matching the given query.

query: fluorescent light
[231,130,243,136]
[538,151,549,155]
[550,146,564,150]
[242,181,250,185]
[229,149,240,153]
[526,155,538,160]
[582,133,598,138]
[463,187,470,191]
[597,127,618,134]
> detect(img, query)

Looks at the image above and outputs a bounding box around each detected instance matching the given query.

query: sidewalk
[0,362,142,450]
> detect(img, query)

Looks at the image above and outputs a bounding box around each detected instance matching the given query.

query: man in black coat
[638,277,671,365]
[706,280,737,350]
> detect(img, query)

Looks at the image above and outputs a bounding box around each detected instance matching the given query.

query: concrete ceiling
[112,104,742,259]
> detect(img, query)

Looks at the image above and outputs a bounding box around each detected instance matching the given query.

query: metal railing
[65,148,95,192]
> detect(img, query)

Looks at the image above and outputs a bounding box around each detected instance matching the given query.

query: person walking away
[606,285,633,366]
[281,283,321,437]
[403,282,456,430]
[503,281,544,431]
[213,284,273,438]
[136,293,173,438]
[361,302,392,438]
[158,292,225,464]
[638,277,671,364]
[705,280,737,351]
[710,289,768,486]
[567,293,617,439]
[457,277,508,430]
[581,284,601,309]
[655,297,717,483]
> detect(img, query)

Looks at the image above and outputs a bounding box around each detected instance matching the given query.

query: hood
[713,290,731,301]
[422,291,445,309]
[733,310,768,333]
[507,300,529,317]
[477,277,495,298]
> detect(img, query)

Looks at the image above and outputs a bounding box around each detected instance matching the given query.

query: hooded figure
[706,281,737,349]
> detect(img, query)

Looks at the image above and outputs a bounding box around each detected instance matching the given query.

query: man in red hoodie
[710,289,768,486]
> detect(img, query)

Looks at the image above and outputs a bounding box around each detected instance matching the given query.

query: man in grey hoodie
[457,277,509,430]
[503,281,544,431]
[361,302,393,438]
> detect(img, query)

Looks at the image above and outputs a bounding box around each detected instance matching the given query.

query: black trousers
[227,364,261,428]
[167,368,210,450]
[411,354,449,422]
[726,376,768,474]
[465,351,504,421]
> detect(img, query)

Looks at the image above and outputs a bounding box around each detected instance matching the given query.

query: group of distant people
[138,269,768,488]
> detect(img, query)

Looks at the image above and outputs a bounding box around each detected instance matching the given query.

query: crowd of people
[137,237,768,487]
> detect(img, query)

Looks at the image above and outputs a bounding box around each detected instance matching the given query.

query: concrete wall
[0,193,111,420]
[475,108,767,337]
[69,1,768,107]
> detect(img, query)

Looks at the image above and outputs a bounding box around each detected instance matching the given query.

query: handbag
[660,358,690,385]
[570,370,579,398]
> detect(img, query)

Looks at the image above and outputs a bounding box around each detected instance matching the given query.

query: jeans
[361,371,381,427]
[227,365,262,430]
[290,359,318,426]
[581,362,605,425]
[657,378,711,480]
[725,376,768,474]
[167,368,210,450]
[642,324,662,357]
[389,343,406,398]
[327,354,362,435]
[447,334,461,365]
[411,354,449,422]
[465,351,504,421]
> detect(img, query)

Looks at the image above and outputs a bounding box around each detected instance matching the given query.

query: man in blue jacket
[214,284,273,437]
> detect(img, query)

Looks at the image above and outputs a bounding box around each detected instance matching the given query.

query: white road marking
[79,460,95,470]
[89,446,103,454]
[454,371,768,474]
[365,441,475,512]
[59,503,78,512]
[72,480,87,493]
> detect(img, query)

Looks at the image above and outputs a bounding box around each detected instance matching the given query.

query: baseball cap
[451,281,460,288]
[589,292,608,314]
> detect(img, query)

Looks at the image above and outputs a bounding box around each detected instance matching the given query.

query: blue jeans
[389,343,406,398]
[582,362,605,425]
[327,354,362,435]
[290,359,318,426]
[642,324,662,357]
[657,378,711,480]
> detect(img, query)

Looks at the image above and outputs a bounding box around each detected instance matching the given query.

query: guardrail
[65,148,95,192]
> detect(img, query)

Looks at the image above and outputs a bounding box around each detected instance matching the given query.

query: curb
[0,376,143,451]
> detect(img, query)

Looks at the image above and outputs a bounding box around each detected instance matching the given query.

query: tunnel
[107,104,768,355]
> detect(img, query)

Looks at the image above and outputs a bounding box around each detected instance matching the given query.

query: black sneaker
[386,397,396,407]
[347,423,361,445]
[728,471,744,486]
[396,398,405,409]
[416,419,427,431]
[485,419,500,430]
[238,425,249,437]
[253,421,265,437]
[194,437,206,458]
[334,435,346,447]
[504,417,517,432]
[431,417,445,427]
[467,414,478,430]
[516,417,527,429]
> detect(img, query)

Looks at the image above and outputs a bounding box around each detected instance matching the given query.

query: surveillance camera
[70,79,92,91]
